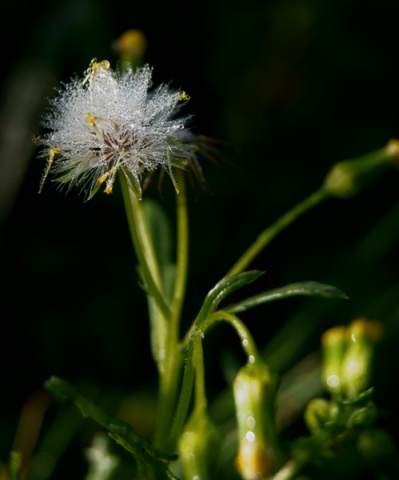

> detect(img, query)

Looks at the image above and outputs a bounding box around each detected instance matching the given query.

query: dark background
[1,0,399,478]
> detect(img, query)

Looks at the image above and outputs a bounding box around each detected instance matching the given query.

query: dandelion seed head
[37,60,196,199]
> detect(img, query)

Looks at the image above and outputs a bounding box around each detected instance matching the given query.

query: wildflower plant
[6,29,399,480]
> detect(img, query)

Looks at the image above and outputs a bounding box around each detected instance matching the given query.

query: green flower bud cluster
[304,395,377,436]
[321,318,383,400]
[295,319,383,468]
[292,319,393,477]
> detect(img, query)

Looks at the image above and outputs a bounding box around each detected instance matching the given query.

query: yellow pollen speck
[82,59,111,86]
[85,113,115,134]
[86,113,97,129]
[98,173,109,184]
[178,91,190,101]
[38,147,64,194]
[92,59,110,73]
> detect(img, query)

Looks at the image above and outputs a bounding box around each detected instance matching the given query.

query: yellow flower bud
[321,326,347,395]
[322,140,399,198]
[113,29,147,70]
[340,318,383,398]
[233,362,278,480]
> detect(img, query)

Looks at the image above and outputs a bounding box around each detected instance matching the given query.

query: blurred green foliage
[1,0,399,478]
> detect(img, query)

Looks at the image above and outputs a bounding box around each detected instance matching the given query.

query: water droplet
[247,416,256,429]
[245,431,256,443]
[327,374,339,389]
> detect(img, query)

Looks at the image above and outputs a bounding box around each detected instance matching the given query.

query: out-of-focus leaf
[8,451,22,480]
[44,377,177,480]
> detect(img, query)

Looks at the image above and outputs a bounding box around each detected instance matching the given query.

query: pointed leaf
[168,340,195,450]
[195,271,264,328]
[225,281,348,314]
[85,178,103,201]
[45,377,178,479]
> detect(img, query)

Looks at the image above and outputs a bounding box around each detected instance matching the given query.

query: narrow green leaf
[85,178,103,201]
[225,281,348,314]
[142,199,173,267]
[168,341,195,451]
[195,270,264,328]
[141,199,176,369]
[44,377,178,479]
[122,167,142,200]
[142,199,175,302]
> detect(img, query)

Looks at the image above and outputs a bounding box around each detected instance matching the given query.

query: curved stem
[169,309,260,449]
[227,187,330,276]
[204,310,260,363]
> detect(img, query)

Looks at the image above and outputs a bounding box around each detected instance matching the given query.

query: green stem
[154,171,189,451]
[119,173,171,319]
[154,351,183,451]
[204,310,260,362]
[227,187,330,276]
[193,334,207,413]
[171,169,189,334]
[168,310,260,449]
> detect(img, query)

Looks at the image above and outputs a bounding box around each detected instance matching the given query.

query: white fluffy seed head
[37,59,196,199]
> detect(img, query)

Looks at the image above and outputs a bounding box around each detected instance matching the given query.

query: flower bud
[322,139,399,198]
[321,326,347,396]
[357,428,397,465]
[178,410,222,480]
[304,398,339,433]
[340,318,383,398]
[113,29,147,70]
[233,362,278,480]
